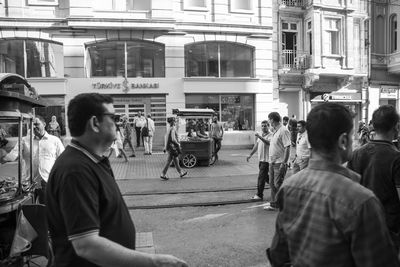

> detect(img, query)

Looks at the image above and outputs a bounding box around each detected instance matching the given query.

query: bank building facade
[0,0,278,147]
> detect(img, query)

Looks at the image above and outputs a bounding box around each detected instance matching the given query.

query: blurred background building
[0,0,275,147]
[369,0,400,120]
[274,0,369,129]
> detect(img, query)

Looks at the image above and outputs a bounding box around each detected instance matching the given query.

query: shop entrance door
[113,104,145,126]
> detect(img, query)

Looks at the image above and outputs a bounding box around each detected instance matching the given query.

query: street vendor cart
[173,108,217,168]
[0,73,52,266]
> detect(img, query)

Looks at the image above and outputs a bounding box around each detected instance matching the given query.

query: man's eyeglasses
[101,113,119,122]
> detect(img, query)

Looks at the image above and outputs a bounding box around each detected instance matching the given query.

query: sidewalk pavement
[111,147,259,180]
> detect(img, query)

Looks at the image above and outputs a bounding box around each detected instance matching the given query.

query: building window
[86,40,165,78]
[126,0,150,10]
[28,0,58,6]
[390,14,398,53]
[184,0,208,10]
[185,42,254,77]
[230,0,253,13]
[186,94,254,131]
[324,18,341,55]
[97,0,150,11]
[0,39,63,78]
[375,15,385,54]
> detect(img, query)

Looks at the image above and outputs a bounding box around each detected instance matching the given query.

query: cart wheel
[209,154,216,166]
[182,154,197,168]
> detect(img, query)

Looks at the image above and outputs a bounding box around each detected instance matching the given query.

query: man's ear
[337,132,348,151]
[88,116,100,133]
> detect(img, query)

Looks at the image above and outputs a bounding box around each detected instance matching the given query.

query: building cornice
[0,17,272,36]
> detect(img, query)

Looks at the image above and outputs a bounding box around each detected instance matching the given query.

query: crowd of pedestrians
[4,90,400,266]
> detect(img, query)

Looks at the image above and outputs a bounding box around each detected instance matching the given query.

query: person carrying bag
[160,117,187,180]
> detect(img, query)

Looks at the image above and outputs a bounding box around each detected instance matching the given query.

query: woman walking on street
[108,124,128,162]
[160,117,187,180]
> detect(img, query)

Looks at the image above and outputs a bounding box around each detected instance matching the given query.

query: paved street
[112,147,282,266]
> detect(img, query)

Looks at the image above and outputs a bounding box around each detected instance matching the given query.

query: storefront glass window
[185,42,254,77]
[186,94,254,131]
[0,39,63,78]
[87,40,165,77]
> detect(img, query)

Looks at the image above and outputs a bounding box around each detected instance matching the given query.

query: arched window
[86,40,165,77]
[185,42,254,77]
[390,14,397,53]
[375,15,385,53]
[0,39,63,78]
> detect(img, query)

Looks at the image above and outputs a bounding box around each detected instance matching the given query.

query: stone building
[274,0,369,126]
[0,0,275,147]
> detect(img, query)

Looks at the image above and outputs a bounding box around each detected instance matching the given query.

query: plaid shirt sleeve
[350,197,400,267]
[268,212,291,267]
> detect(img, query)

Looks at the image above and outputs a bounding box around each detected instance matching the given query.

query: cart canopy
[172,108,216,117]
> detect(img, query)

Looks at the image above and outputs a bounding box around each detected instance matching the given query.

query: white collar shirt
[257,132,272,162]
[296,131,311,159]
[269,124,291,163]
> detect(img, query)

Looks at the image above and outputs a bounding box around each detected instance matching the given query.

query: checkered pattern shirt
[269,159,400,267]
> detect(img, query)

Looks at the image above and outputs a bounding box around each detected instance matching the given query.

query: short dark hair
[297,120,306,127]
[167,117,175,124]
[372,105,400,133]
[261,120,269,125]
[282,116,289,122]
[269,112,282,123]
[307,103,353,153]
[34,115,46,124]
[67,93,113,137]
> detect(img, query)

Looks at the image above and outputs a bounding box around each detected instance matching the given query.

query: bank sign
[92,79,159,93]
[380,86,398,99]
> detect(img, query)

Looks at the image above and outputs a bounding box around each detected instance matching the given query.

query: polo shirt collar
[69,139,103,164]
[308,159,360,183]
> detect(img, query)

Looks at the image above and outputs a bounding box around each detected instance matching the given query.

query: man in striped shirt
[247,120,272,200]
[268,103,399,267]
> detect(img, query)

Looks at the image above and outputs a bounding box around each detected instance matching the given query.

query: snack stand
[173,108,216,168]
[0,73,50,266]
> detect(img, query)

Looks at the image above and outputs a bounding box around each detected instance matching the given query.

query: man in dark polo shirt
[46,93,187,267]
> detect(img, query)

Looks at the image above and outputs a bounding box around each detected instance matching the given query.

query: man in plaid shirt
[268,103,399,267]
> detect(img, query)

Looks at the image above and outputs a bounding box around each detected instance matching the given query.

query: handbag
[167,128,181,157]
[142,118,149,137]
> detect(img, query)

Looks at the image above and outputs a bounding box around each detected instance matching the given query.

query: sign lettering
[92,82,159,91]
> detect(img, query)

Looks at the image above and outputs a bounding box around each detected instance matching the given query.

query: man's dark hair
[282,116,289,122]
[68,93,113,137]
[307,103,353,153]
[269,112,282,123]
[372,105,400,133]
[261,120,269,125]
[297,120,306,127]
[35,115,46,124]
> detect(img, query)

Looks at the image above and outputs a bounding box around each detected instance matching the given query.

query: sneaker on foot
[129,154,136,157]
[160,175,169,180]
[180,171,188,178]
[263,205,277,211]
[251,195,262,200]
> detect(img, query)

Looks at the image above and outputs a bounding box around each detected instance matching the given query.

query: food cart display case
[0,73,50,266]
[173,108,217,168]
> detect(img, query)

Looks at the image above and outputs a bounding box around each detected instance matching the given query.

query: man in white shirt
[265,112,291,211]
[134,111,146,147]
[247,120,272,200]
[2,115,64,203]
[143,114,155,155]
[292,120,311,174]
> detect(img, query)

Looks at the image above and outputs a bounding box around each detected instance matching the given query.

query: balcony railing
[280,50,311,70]
[279,0,311,8]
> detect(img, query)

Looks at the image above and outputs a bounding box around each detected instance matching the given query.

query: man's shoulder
[284,168,374,204]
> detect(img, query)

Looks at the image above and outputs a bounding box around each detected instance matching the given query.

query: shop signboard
[380,86,398,99]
